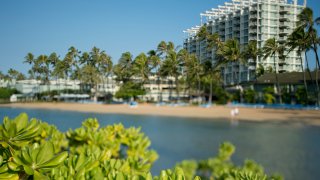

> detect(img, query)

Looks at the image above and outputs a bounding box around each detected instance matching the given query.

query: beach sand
[1,102,320,126]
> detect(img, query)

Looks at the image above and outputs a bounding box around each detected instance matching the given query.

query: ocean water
[0,107,320,180]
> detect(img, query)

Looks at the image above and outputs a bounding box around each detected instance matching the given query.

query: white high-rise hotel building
[183,0,306,86]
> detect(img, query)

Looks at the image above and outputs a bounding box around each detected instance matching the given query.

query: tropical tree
[222,38,242,84]
[113,52,134,83]
[176,49,190,101]
[98,51,113,95]
[0,71,4,80]
[242,40,261,81]
[297,7,320,68]
[37,55,50,86]
[204,33,226,104]
[24,53,35,65]
[52,59,65,92]
[7,68,23,81]
[132,53,150,84]
[190,54,204,103]
[160,49,183,102]
[62,47,80,92]
[262,38,285,104]
[147,50,162,102]
[157,41,183,102]
[207,33,224,52]
[197,25,209,41]
[287,27,314,103]
[24,53,37,92]
[297,7,320,105]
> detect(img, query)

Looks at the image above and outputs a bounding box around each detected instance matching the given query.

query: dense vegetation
[0,88,19,100]
[0,113,282,179]
[0,7,319,105]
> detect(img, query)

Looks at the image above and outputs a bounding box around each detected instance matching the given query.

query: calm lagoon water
[1,107,320,180]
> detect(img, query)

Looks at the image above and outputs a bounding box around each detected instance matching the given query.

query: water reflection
[0,107,319,180]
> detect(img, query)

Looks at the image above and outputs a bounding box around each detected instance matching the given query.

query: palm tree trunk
[274,56,282,104]
[316,62,320,106]
[209,74,213,105]
[305,52,317,103]
[312,36,320,68]
[299,53,309,103]
[312,36,320,106]
[157,74,161,103]
[197,75,201,105]
[175,76,180,103]
[238,64,243,103]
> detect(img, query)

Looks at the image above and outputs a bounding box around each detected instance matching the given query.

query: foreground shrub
[0,113,281,179]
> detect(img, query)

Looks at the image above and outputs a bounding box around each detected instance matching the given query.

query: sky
[0,0,319,75]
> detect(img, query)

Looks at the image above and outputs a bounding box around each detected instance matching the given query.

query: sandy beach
[1,102,320,126]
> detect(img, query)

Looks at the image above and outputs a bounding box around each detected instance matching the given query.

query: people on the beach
[230,107,239,125]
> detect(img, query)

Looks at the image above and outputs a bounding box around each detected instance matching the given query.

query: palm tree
[297,7,320,105]
[24,53,34,65]
[177,49,191,101]
[133,53,150,84]
[287,27,314,103]
[185,53,203,104]
[0,71,4,80]
[52,59,65,92]
[157,41,168,57]
[147,50,161,102]
[297,7,320,68]
[114,52,134,83]
[160,50,183,102]
[221,38,242,93]
[207,33,224,51]
[262,38,285,104]
[242,40,261,81]
[98,51,113,96]
[197,25,209,41]
[157,41,182,102]
[204,33,226,103]
[63,47,80,93]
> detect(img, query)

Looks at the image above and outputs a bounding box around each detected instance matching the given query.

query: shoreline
[0,102,320,126]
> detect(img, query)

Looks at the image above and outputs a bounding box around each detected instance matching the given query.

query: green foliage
[243,89,256,104]
[263,87,275,104]
[213,86,231,104]
[295,87,308,105]
[0,88,19,99]
[256,64,265,78]
[175,142,282,180]
[281,87,292,104]
[0,113,68,179]
[0,114,281,179]
[231,90,241,103]
[115,82,146,100]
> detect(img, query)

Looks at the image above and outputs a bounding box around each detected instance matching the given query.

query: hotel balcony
[250,22,258,27]
[233,27,240,32]
[250,6,258,12]
[278,37,287,43]
[250,14,258,19]
[249,36,257,40]
[279,29,290,36]
[279,67,287,73]
[249,29,257,34]
[279,22,290,29]
[233,21,240,26]
[279,15,290,22]
[278,60,286,65]
[279,7,289,14]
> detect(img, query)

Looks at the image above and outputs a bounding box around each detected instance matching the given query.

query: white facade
[184,0,306,86]
[0,76,183,102]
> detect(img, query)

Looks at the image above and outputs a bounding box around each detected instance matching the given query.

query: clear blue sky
[0,0,319,74]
